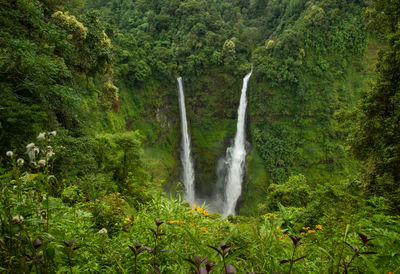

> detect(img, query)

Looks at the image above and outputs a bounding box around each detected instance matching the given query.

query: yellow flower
[302,227,310,231]
[168,220,175,224]
[188,210,194,214]
[193,204,197,210]
[201,227,209,234]
[176,220,180,224]
[300,232,305,235]
[315,224,323,230]
[204,211,210,216]
[308,230,316,234]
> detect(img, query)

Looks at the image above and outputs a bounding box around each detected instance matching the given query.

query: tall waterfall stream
[177,77,195,204]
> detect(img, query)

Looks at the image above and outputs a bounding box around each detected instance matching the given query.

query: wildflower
[188,210,194,214]
[203,210,210,216]
[37,132,46,141]
[168,220,175,224]
[315,224,323,230]
[98,228,108,235]
[201,227,209,234]
[308,230,316,234]
[46,146,54,160]
[38,159,46,167]
[176,220,180,224]
[49,131,56,137]
[17,158,24,166]
[26,143,39,162]
[26,143,35,150]
[12,215,24,224]
[6,151,13,157]
[302,227,310,231]
[300,232,305,235]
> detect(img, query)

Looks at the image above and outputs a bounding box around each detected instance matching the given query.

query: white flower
[49,131,57,136]
[38,159,46,167]
[46,146,54,160]
[17,158,24,166]
[37,132,46,141]
[6,151,13,157]
[98,228,108,235]
[12,215,24,224]
[26,143,39,162]
[26,143,35,150]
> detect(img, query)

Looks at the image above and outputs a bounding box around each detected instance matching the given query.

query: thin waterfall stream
[212,70,252,216]
[177,77,195,204]
[223,70,252,216]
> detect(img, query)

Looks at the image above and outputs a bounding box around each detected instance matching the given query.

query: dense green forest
[1,0,399,272]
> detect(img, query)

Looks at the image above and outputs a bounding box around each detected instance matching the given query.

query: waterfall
[177,77,195,204]
[221,70,252,216]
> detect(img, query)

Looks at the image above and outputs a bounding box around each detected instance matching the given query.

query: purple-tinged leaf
[357,232,372,245]
[129,245,136,254]
[159,249,172,253]
[207,245,223,255]
[138,246,152,254]
[157,232,166,237]
[197,266,207,274]
[135,240,141,249]
[360,251,377,254]
[147,227,157,236]
[289,235,301,247]
[194,254,201,264]
[204,259,216,271]
[155,219,163,227]
[344,242,358,252]
[294,255,307,262]
[366,243,375,247]
[25,255,34,261]
[153,265,161,274]
[223,247,231,255]
[33,238,42,249]
[225,264,236,274]
[280,260,290,264]
[69,239,77,246]
[220,242,227,250]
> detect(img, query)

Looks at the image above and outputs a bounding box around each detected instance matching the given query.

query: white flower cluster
[24,131,57,168]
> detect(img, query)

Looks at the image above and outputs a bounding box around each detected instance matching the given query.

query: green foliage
[266,175,311,211]
[350,0,400,213]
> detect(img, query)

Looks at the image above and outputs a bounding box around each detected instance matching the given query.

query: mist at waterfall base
[176,71,252,216]
[177,77,195,204]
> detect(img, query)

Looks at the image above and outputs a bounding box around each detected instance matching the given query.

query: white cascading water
[177,77,195,204]
[222,70,252,216]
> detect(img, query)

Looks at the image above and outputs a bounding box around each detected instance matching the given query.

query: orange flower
[308,230,316,234]
[315,224,323,230]
[188,210,194,214]
[201,227,209,234]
